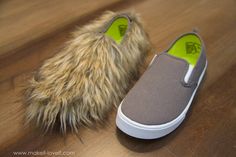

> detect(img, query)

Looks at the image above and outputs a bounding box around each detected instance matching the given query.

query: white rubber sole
[116,61,207,139]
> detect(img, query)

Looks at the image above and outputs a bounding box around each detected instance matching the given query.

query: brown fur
[25,11,151,133]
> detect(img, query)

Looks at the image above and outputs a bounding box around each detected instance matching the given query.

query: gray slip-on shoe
[116,32,207,139]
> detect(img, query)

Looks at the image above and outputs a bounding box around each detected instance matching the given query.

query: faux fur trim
[25,11,151,133]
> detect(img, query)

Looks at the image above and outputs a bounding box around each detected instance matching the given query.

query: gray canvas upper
[121,33,207,125]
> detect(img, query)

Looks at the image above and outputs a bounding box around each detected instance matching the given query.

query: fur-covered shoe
[25,11,151,133]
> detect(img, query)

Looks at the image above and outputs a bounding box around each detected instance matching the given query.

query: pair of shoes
[116,31,207,139]
[25,11,207,139]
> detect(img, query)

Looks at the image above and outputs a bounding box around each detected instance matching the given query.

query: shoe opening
[105,17,129,44]
[168,34,202,66]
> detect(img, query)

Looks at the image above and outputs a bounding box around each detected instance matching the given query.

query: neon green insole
[168,34,201,66]
[105,17,128,44]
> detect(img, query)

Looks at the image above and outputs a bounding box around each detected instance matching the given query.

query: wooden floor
[0,0,235,156]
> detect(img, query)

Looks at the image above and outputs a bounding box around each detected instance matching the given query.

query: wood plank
[0,0,120,58]
[0,0,235,156]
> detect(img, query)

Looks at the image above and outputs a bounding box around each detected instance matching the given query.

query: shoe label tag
[118,25,127,37]
[185,42,201,54]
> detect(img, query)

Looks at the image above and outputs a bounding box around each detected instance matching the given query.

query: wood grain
[0,0,120,58]
[0,0,235,157]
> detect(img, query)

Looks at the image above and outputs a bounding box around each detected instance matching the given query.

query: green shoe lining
[168,34,201,66]
[105,17,128,44]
